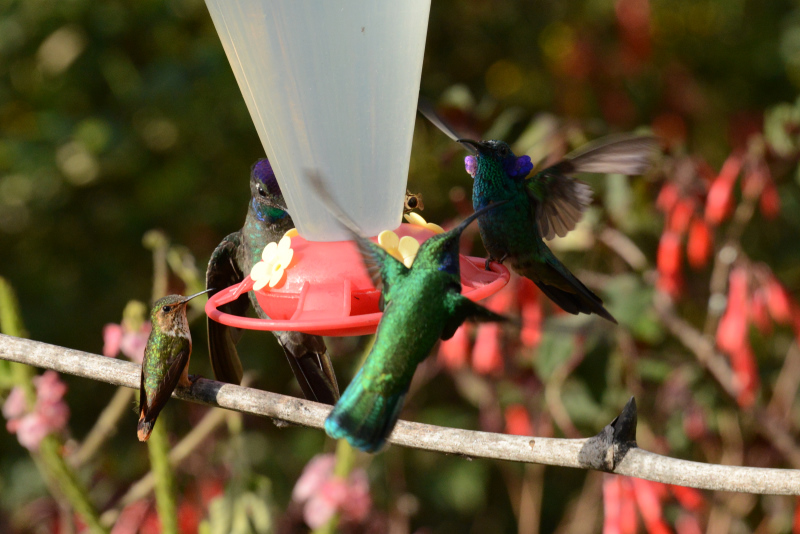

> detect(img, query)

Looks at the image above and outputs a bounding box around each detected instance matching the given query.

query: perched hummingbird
[307,172,510,453]
[420,104,657,322]
[205,159,339,404]
[138,289,212,442]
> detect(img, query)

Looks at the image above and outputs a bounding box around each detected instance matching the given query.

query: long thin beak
[182,288,215,303]
[456,138,481,154]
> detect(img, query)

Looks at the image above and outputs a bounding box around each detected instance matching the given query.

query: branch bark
[1,334,799,495]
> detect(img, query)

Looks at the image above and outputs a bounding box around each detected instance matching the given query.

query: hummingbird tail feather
[278,331,340,405]
[324,369,406,453]
[137,412,155,442]
[520,253,617,324]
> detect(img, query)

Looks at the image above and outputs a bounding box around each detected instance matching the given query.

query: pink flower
[103,321,151,363]
[2,387,27,420]
[15,414,51,450]
[292,454,372,529]
[3,371,70,450]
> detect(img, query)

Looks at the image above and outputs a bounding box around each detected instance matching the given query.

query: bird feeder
[204,0,509,336]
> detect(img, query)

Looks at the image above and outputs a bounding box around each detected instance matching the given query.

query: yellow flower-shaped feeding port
[404,212,445,235]
[378,230,421,268]
[251,235,294,291]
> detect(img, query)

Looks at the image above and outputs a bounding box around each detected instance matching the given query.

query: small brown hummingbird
[137,289,212,442]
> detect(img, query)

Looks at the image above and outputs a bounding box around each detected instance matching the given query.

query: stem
[38,435,108,534]
[313,429,359,534]
[146,418,178,534]
[71,387,135,468]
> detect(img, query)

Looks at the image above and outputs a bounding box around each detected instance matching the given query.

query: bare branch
[1,334,799,495]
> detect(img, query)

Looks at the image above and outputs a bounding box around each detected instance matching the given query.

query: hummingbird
[420,103,657,323]
[205,159,339,404]
[307,172,510,453]
[138,289,212,442]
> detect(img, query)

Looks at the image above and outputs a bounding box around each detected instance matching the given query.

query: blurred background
[2,0,800,532]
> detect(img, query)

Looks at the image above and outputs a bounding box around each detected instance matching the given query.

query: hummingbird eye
[161,305,172,313]
[257,186,267,197]
[497,145,509,158]
[406,197,417,209]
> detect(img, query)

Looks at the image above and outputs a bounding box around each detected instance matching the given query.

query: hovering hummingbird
[205,159,339,404]
[420,103,658,323]
[138,289,212,442]
[307,172,510,453]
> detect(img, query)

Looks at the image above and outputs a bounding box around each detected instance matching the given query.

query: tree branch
[1,334,799,495]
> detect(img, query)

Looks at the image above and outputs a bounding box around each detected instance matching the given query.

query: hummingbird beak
[182,288,215,303]
[456,138,481,155]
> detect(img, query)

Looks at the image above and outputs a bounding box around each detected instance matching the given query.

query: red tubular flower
[704,153,742,225]
[632,478,671,534]
[716,268,749,354]
[656,182,680,213]
[749,288,772,335]
[729,344,759,408]
[669,485,706,512]
[504,404,534,436]
[668,199,695,234]
[657,231,683,277]
[766,277,792,324]
[603,475,638,534]
[675,514,703,534]
[472,323,504,375]
[438,324,472,370]
[518,278,542,348]
[759,179,780,220]
[686,218,713,269]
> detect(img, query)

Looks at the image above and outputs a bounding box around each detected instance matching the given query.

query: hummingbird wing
[205,232,246,384]
[527,135,658,240]
[138,341,190,441]
[440,291,509,341]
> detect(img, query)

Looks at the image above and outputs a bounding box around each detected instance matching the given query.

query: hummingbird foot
[484,253,508,271]
[182,374,203,390]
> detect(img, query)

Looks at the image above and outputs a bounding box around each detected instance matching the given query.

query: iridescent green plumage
[466,137,656,323]
[206,159,339,404]
[419,101,657,321]
[308,173,509,452]
[138,290,210,441]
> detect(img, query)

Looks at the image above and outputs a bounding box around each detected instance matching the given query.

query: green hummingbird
[420,103,657,322]
[138,289,212,442]
[307,172,510,453]
[205,159,339,404]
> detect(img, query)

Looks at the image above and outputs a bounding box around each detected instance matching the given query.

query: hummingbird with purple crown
[420,103,658,323]
[205,159,339,404]
[138,289,212,441]
[307,172,510,453]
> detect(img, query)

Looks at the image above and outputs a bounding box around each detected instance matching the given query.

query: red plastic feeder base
[205,223,510,337]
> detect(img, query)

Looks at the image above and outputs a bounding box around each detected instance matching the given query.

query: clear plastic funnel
[205,0,431,241]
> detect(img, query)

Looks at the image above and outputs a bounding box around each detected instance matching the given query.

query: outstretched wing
[527,135,658,240]
[206,232,246,384]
